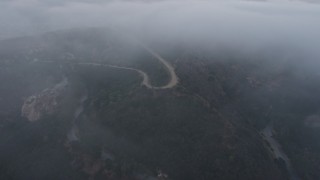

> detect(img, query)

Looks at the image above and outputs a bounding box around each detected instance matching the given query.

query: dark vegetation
[76,66,283,180]
[0,28,320,180]
[175,49,320,179]
[0,60,84,180]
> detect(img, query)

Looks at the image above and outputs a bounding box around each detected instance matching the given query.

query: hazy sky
[0,0,319,61]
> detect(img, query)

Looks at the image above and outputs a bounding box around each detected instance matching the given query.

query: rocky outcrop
[21,78,68,122]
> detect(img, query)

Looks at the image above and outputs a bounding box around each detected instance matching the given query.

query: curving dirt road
[36,45,178,89]
[78,62,153,88]
[78,46,178,89]
[140,44,179,89]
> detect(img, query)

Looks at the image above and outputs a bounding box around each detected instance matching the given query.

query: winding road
[140,44,179,89]
[79,45,178,89]
[37,45,178,90]
[38,44,179,142]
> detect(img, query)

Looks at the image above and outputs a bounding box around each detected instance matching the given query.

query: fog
[0,0,319,63]
[2,1,320,179]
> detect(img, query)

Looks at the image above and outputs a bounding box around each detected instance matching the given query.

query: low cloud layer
[0,0,319,63]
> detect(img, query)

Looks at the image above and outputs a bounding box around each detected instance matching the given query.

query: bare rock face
[21,78,68,122]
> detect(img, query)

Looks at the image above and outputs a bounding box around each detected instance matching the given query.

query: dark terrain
[0,28,319,180]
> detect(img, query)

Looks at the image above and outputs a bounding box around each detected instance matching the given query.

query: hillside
[0,28,319,180]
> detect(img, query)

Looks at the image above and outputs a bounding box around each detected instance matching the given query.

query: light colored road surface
[78,62,153,88]
[141,44,179,89]
[37,46,178,89]
[78,46,178,89]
